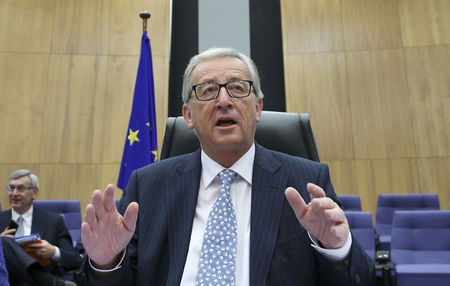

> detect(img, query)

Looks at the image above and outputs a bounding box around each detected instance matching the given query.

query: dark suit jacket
[88,144,375,285]
[0,208,82,274]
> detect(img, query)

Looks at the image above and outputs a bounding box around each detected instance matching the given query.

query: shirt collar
[12,205,33,222]
[201,144,255,189]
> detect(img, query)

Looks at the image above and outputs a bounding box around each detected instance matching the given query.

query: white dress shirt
[12,206,61,261]
[180,144,352,285]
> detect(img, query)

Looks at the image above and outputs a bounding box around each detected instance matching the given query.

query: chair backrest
[345,211,376,260]
[391,210,450,264]
[375,194,440,236]
[33,200,82,248]
[160,111,320,162]
[338,195,362,211]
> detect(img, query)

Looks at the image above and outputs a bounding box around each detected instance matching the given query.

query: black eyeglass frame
[191,80,254,101]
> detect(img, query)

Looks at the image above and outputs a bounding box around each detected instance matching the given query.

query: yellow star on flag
[152,150,158,161]
[128,128,140,146]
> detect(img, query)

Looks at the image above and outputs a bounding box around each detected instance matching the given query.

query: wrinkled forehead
[192,57,250,83]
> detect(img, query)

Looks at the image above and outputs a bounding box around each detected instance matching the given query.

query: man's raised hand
[81,184,138,268]
[285,183,349,249]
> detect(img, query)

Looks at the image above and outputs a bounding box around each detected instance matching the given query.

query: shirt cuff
[308,232,352,262]
[88,249,127,273]
[52,246,61,261]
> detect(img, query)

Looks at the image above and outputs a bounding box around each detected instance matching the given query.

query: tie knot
[218,169,237,186]
[17,216,23,222]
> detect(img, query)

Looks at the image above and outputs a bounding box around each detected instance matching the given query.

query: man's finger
[92,189,105,219]
[103,184,116,212]
[122,202,139,232]
[310,197,336,211]
[81,221,93,245]
[307,183,326,200]
[84,203,97,230]
[324,208,346,223]
[285,187,308,220]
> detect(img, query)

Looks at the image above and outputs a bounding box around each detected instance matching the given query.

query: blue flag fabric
[117,32,158,191]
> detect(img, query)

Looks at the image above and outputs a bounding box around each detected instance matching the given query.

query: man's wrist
[89,249,127,273]
[308,232,352,262]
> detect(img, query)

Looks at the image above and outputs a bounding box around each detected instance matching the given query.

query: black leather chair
[160,111,320,162]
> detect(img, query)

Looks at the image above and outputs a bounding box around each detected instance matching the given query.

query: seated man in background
[0,169,82,286]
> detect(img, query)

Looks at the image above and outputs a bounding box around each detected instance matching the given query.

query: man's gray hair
[8,169,39,188]
[182,47,264,104]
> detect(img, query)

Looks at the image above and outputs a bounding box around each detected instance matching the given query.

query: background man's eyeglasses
[192,80,253,101]
[7,185,34,192]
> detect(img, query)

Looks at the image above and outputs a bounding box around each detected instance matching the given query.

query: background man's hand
[81,184,138,269]
[285,183,349,249]
[25,239,56,259]
[1,227,16,237]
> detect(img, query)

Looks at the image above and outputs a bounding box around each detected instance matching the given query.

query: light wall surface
[0,0,171,212]
[0,0,448,219]
[281,0,450,215]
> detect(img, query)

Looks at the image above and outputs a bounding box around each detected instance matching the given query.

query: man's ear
[255,98,263,123]
[182,104,195,129]
[32,188,39,199]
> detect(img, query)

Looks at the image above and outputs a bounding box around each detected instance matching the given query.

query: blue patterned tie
[15,216,24,237]
[196,169,238,286]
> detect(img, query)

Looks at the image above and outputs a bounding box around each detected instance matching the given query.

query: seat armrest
[375,250,396,286]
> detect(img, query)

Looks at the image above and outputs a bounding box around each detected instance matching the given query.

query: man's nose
[216,86,232,105]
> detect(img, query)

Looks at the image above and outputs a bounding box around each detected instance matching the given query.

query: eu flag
[117,32,158,191]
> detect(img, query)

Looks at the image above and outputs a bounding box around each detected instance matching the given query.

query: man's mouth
[217,119,236,126]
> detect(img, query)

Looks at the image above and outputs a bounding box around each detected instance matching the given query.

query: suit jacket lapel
[166,151,202,285]
[250,145,287,286]
[31,209,44,235]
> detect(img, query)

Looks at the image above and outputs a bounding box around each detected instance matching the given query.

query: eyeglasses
[7,185,34,192]
[191,80,253,101]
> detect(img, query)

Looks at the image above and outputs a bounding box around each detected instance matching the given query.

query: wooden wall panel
[404,46,450,157]
[0,0,54,53]
[38,164,102,211]
[41,55,108,163]
[101,56,139,162]
[417,158,450,210]
[281,0,344,53]
[100,163,122,199]
[324,160,358,196]
[0,53,49,163]
[325,158,420,215]
[285,53,354,160]
[342,0,402,50]
[354,159,420,215]
[282,0,449,213]
[52,0,110,55]
[109,0,170,57]
[0,0,170,213]
[346,49,415,159]
[399,0,450,47]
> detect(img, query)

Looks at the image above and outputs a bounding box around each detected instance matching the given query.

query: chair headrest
[160,111,320,161]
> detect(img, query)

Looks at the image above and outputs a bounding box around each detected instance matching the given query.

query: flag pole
[140,11,151,33]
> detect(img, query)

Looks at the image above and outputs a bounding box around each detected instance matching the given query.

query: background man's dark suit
[88,144,375,285]
[0,208,82,284]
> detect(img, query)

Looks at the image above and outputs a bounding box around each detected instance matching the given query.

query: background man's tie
[196,169,238,286]
[15,216,24,237]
